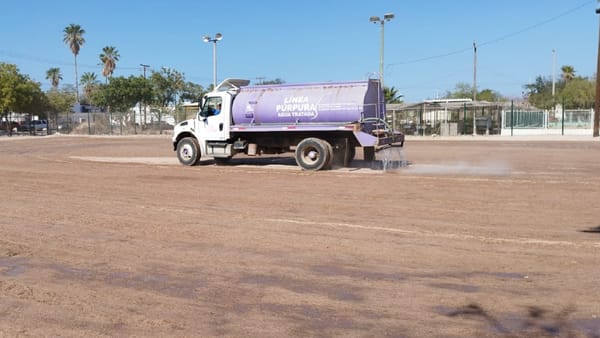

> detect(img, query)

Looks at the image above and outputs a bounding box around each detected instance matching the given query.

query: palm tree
[80,72,98,101]
[384,86,403,104]
[561,65,576,83]
[45,67,62,90]
[99,46,120,82]
[99,46,120,134]
[63,24,86,102]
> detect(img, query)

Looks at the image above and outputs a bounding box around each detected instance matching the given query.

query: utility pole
[472,41,477,101]
[140,64,150,128]
[594,5,600,137]
[552,49,556,98]
[473,41,477,136]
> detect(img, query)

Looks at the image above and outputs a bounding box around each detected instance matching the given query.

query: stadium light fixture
[203,33,223,88]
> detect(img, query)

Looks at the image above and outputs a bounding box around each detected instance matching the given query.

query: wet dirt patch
[437,304,600,337]
[238,302,386,334]
[46,262,205,299]
[0,257,28,277]
[403,161,511,176]
[71,156,178,165]
[310,265,406,282]
[238,274,364,302]
[493,272,527,279]
[417,270,528,280]
[428,282,479,293]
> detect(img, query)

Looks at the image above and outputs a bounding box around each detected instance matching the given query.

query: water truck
[172,78,404,170]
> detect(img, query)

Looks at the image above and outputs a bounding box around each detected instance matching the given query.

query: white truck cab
[173,79,250,165]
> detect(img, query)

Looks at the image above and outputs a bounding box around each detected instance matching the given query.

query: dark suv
[20,120,48,134]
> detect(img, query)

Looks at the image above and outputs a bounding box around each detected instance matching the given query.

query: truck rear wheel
[295,138,331,171]
[323,140,333,169]
[177,137,201,166]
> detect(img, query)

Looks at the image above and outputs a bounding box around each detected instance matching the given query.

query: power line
[480,1,593,48]
[0,49,141,71]
[389,0,594,66]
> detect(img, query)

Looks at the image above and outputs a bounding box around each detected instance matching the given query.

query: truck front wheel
[177,137,201,166]
[295,138,331,171]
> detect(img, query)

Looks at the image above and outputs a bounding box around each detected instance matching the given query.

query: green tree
[46,88,76,132]
[91,75,152,133]
[0,62,47,117]
[63,24,85,102]
[180,81,205,102]
[524,76,554,108]
[137,76,153,126]
[100,76,144,112]
[445,82,474,99]
[0,63,49,134]
[444,83,503,102]
[45,67,62,90]
[150,67,185,132]
[0,63,24,119]
[477,89,503,102]
[100,46,120,81]
[558,77,594,108]
[525,65,593,109]
[150,67,184,107]
[384,86,403,104]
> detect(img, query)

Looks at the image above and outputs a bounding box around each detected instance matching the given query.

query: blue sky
[0,0,597,102]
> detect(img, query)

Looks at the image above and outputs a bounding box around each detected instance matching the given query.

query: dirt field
[1,135,599,337]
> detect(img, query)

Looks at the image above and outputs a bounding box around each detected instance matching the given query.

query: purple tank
[231,80,384,125]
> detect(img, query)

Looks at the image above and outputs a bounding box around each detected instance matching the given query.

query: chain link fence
[44,104,202,136]
[387,101,507,136]
[2,102,595,137]
[387,101,595,137]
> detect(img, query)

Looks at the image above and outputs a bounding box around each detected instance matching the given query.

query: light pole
[473,41,477,136]
[552,49,556,99]
[473,41,477,101]
[203,33,223,89]
[594,4,600,137]
[370,13,394,90]
[140,63,150,132]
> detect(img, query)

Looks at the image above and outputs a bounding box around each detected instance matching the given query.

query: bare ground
[1,135,599,337]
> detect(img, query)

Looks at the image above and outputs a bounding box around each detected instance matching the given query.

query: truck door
[199,96,228,141]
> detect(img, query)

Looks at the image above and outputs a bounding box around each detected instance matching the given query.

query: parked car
[31,120,48,132]
[20,120,48,134]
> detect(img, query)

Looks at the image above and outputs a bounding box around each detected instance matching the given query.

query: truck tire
[295,138,331,171]
[177,137,201,166]
[322,140,333,169]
